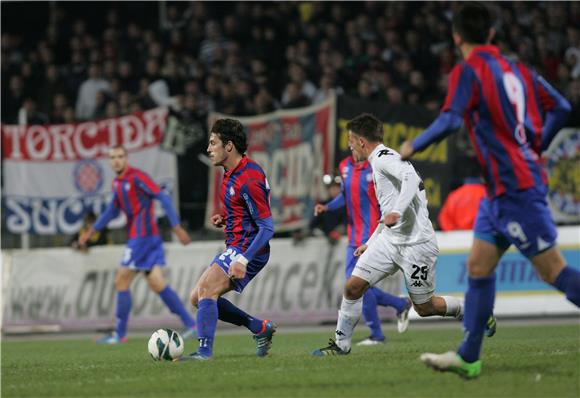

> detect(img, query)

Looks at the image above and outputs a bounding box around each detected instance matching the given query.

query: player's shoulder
[339,156,354,169]
[238,158,267,184]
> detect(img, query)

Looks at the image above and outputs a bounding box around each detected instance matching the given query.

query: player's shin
[335,296,363,352]
[457,275,496,363]
[196,298,218,358]
[159,286,195,329]
[115,290,132,338]
[217,297,263,333]
[552,265,580,307]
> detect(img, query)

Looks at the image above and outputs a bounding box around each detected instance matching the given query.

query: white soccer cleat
[356,338,385,346]
[397,297,412,333]
[420,351,482,379]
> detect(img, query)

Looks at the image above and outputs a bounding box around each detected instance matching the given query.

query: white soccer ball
[148,328,184,361]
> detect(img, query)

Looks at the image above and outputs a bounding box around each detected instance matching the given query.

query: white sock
[335,296,363,352]
[442,296,464,319]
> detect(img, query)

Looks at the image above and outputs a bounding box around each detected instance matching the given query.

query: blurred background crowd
[2,1,579,248]
[3,1,580,126]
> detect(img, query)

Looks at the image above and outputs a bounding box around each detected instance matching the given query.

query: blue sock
[217,297,263,334]
[115,290,132,338]
[159,286,195,329]
[370,287,408,313]
[552,265,580,307]
[362,289,384,341]
[197,299,218,357]
[458,275,496,363]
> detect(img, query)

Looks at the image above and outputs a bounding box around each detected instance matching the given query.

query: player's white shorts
[352,236,439,304]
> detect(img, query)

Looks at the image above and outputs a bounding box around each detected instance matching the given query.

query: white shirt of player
[367,144,436,246]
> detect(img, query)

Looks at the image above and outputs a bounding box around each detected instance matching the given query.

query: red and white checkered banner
[1,108,177,234]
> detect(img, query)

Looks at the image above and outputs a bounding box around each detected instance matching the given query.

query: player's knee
[114,275,130,291]
[197,284,219,301]
[190,291,199,308]
[466,258,490,278]
[344,279,365,300]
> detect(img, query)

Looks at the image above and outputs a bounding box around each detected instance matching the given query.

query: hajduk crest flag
[2,108,177,235]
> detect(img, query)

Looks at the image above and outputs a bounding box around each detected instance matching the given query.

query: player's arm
[385,158,421,226]
[534,74,572,151]
[315,185,346,215]
[400,64,477,160]
[80,195,120,246]
[135,172,191,245]
[238,179,274,264]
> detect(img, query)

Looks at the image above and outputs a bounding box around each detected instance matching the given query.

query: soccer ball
[148,328,184,361]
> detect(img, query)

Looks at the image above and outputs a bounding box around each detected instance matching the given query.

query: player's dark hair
[452,2,492,44]
[211,118,248,154]
[110,145,127,155]
[346,113,384,142]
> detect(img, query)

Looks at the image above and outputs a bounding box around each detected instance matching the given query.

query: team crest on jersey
[229,186,235,196]
[124,182,131,191]
[366,173,372,182]
[342,166,350,178]
[73,159,104,194]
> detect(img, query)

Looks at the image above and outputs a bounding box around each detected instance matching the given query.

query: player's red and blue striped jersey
[221,156,272,254]
[443,45,567,197]
[339,156,381,247]
[110,166,163,239]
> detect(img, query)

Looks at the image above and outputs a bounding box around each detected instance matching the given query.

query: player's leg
[313,239,395,356]
[97,266,137,344]
[532,246,580,306]
[421,199,506,378]
[184,263,233,359]
[146,266,196,336]
[344,245,386,344]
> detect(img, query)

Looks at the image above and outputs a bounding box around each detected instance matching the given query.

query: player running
[80,145,196,344]
[177,118,276,361]
[312,114,496,357]
[399,2,579,379]
[314,155,413,345]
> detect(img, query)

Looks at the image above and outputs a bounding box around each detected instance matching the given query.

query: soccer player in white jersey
[312,113,495,356]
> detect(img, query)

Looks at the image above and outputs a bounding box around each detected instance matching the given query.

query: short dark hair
[211,118,248,154]
[452,2,492,45]
[346,113,383,142]
[110,145,127,155]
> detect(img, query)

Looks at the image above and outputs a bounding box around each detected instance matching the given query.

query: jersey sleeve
[93,192,121,231]
[241,178,271,221]
[376,152,421,215]
[134,171,162,197]
[533,72,572,150]
[441,63,479,116]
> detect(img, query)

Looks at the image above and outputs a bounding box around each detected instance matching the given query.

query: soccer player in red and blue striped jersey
[400,3,580,379]
[178,118,275,361]
[80,145,196,344]
[315,156,412,344]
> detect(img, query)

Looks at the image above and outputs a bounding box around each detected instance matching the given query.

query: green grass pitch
[2,323,579,397]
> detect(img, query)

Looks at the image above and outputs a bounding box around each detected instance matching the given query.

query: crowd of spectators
[2,2,580,126]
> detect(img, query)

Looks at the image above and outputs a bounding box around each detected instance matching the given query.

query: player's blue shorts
[345,245,359,279]
[474,186,557,258]
[121,236,165,271]
[212,246,270,293]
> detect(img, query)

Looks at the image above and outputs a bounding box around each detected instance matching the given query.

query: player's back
[339,156,380,247]
[221,156,271,253]
[368,144,435,245]
[112,166,160,238]
[447,45,551,198]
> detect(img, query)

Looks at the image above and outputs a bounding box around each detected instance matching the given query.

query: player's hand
[78,227,95,247]
[354,244,368,257]
[174,225,192,245]
[211,214,225,228]
[383,212,401,227]
[314,203,328,216]
[228,261,247,280]
[399,140,415,161]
